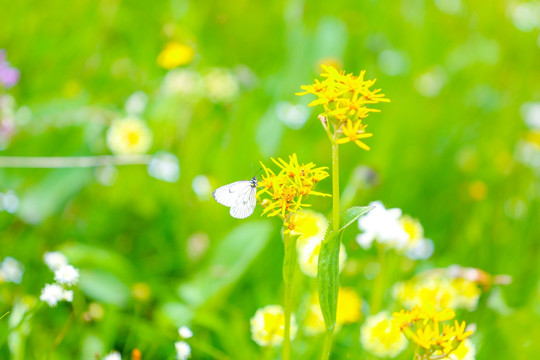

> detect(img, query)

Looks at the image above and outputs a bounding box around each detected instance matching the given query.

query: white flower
[178,326,193,339]
[191,175,212,200]
[103,351,122,360]
[175,341,191,360]
[54,265,80,286]
[360,312,408,358]
[162,69,204,99]
[40,283,71,307]
[106,117,152,155]
[275,101,310,129]
[0,190,19,213]
[356,201,408,250]
[405,238,434,260]
[521,102,540,130]
[125,91,148,116]
[44,251,69,271]
[0,257,24,284]
[204,68,239,103]
[147,152,180,183]
[250,305,297,347]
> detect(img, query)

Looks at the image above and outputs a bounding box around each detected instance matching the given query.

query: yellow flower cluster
[258,154,330,222]
[393,306,474,360]
[304,287,362,335]
[393,268,484,312]
[296,65,389,150]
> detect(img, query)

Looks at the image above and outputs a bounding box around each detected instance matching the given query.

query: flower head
[392,306,474,358]
[44,251,69,271]
[103,351,122,360]
[296,65,388,150]
[257,154,330,221]
[0,256,24,284]
[157,42,194,69]
[175,341,191,360]
[54,265,80,286]
[40,283,73,307]
[0,50,20,88]
[250,305,297,347]
[106,117,152,155]
[178,326,193,339]
[360,312,408,358]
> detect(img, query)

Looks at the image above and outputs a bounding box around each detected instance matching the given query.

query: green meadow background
[1,0,539,359]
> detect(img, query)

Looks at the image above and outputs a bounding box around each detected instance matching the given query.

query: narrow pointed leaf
[317,206,373,329]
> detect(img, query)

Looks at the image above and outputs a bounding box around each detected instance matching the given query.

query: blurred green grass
[1,0,539,359]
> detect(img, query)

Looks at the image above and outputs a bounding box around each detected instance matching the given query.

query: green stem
[319,139,340,360]
[321,329,334,360]
[370,245,387,314]
[331,140,340,233]
[282,232,297,360]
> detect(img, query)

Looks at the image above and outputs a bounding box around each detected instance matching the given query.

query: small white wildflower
[175,341,191,360]
[521,102,540,130]
[1,190,19,213]
[162,69,204,99]
[0,257,24,284]
[178,326,193,339]
[356,201,408,250]
[62,290,74,302]
[40,283,65,307]
[148,152,180,183]
[44,251,69,271]
[125,91,148,116]
[103,351,122,360]
[54,265,80,286]
[191,175,211,200]
[204,68,239,103]
[275,101,310,129]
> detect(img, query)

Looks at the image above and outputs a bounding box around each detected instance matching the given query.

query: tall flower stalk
[257,154,330,360]
[296,65,389,359]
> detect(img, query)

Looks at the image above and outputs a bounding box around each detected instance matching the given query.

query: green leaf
[79,269,131,307]
[177,221,272,307]
[317,206,373,330]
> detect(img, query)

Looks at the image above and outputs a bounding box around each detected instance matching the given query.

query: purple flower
[0,50,20,88]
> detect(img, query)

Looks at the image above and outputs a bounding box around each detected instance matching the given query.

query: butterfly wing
[212,180,253,207]
[229,186,257,219]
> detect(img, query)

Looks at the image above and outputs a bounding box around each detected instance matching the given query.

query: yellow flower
[336,119,373,150]
[360,312,408,358]
[304,287,362,335]
[258,154,330,220]
[106,117,152,155]
[157,42,194,69]
[296,65,389,132]
[250,305,297,347]
[393,306,474,357]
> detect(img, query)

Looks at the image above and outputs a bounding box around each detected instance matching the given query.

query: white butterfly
[212,176,258,219]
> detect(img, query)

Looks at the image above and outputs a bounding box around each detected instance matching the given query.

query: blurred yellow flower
[157,42,194,69]
[106,117,152,155]
[304,287,362,335]
[258,154,330,220]
[360,312,408,358]
[250,305,297,347]
[393,268,483,312]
